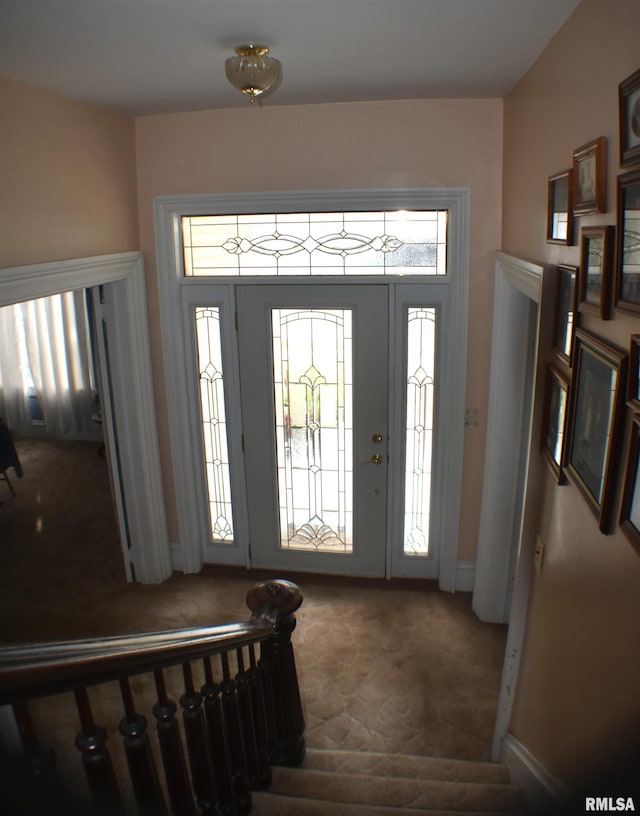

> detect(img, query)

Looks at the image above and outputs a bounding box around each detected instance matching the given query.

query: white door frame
[155,188,470,588]
[471,251,554,760]
[0,252,171,583]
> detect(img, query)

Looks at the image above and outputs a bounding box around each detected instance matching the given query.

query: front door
[236,285,389,576]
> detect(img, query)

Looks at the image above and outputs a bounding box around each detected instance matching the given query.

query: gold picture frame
[566,329,627,533]
[619,67,640,168]
[546,169,574,245]
[572,137,607,215]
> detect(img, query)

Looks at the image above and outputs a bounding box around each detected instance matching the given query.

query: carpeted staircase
[252,748,528,814]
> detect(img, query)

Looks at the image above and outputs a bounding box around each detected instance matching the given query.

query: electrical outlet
[534,535,544,574]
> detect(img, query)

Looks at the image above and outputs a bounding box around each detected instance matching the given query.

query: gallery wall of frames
[542,66,640,553]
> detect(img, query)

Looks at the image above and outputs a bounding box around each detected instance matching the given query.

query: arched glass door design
[236,285,389,576]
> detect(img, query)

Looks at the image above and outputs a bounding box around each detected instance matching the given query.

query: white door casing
[0,252,171,584]
[155,188,469,588]
[473,252,554,762]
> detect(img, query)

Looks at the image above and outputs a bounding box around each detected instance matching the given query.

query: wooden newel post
[246,579,305,767]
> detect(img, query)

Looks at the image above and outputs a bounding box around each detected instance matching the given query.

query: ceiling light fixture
[225,44,282,104]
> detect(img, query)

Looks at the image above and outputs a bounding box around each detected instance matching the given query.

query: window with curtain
[0,290,98,438]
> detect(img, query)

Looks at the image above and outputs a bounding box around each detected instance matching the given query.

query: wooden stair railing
[0,578,305,816]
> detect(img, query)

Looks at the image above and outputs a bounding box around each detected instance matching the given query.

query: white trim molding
[455,560,476,592]
[474,252,547,622]
[0,251,142,307]
[0,252,171,583]
[479,253,556,775]
[100,257,172,582]
[502,733,571,814]
[154,188,470,585]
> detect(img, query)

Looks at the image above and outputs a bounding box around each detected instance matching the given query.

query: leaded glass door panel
[237,285,388,576]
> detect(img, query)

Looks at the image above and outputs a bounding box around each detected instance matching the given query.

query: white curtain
[0,290,96,437]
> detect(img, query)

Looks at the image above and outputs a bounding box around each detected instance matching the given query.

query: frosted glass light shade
[225,44,282,103]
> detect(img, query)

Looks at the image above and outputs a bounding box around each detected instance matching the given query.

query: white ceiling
[0,0,580,116]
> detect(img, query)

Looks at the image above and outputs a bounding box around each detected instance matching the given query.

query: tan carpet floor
[0,437,508,763]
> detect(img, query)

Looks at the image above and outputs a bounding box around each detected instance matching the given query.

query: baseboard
[169,541,184,573]
[502,733,571,814]
[170,550,476,589]
[455,560,476,591]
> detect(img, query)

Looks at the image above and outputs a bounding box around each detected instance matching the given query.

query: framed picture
[619,67,640,167]
[566,329,627,533]
[541,365,570,484]
[615,168,640,313]
[620,414,640,557]
[628,335,640,409]
[578,225,615,320]
[546,170,574,245]
[552,264,578,365]
[572,137,606,215]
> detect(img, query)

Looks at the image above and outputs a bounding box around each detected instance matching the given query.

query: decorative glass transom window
[182,210,448,276]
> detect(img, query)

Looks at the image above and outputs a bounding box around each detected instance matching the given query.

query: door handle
[361,453,384,465]
[371,433,384,444]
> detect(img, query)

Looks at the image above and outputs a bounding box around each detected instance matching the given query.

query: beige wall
[4,0,638,793]
[0,76,139,269]
[135,98,503,551]
[503,0,640,791]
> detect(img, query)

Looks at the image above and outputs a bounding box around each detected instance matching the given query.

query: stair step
[301,748,511,784]
[252,792,526,815]
[266,766,527,812]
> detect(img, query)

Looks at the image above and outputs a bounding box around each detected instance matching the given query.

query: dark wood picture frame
[619,67,640,168]
[615,168,640,313]
[628,335,640,409]
[566,329,627,533]
[546,169,574,245]
[578,225,615,320]
[552,264,579,365]
[541,364,570,484]
[572,137,607,215]
[620,414,640,557]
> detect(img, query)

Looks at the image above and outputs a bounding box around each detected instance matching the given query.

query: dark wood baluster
[12,700,55,777]
[248,643,272,787]
[180,661,218,814]
[74,687,125,816]
[235,647,260,790]
[201,656,238,816]
[152,669,197,816]
[220,651,252,814]
[9,701,66,813]
[119,676,168,815]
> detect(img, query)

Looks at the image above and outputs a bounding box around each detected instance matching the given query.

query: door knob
[371,433,384,444]
[360,453,384,465]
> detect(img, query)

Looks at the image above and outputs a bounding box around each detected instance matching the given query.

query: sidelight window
[194,306,234,542]
[403,308,436,556]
